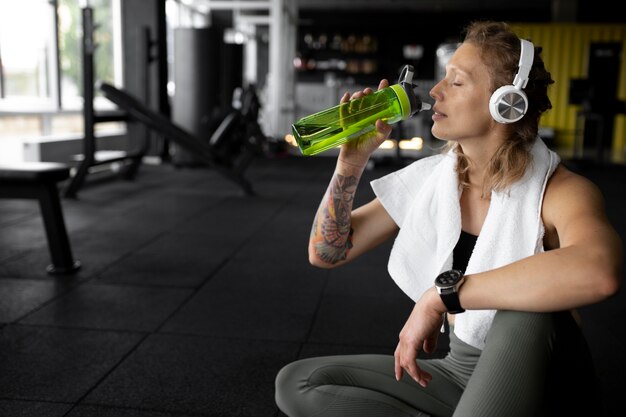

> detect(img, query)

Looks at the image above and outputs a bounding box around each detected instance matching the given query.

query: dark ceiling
[296,0,552,13]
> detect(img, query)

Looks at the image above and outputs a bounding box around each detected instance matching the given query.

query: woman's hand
[394,287,447,387]
[338,79,393,168]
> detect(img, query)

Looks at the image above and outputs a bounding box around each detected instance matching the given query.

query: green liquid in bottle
[292,85,409,156]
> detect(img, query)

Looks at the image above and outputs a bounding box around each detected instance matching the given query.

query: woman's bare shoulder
[546,164,603,200]
[543,163,608,227]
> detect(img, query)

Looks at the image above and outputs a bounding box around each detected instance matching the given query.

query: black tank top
[452,230,478,273]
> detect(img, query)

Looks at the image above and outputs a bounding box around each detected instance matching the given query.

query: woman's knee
[276,357,337,416]
[275,359,307,415]
[487,310,557,351]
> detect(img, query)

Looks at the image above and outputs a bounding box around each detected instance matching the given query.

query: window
[0,0,123,159]
[0,0,57,107]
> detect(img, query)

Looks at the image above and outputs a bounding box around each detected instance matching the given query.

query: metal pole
[51,0,62,108]
[64,5,95,198]
[0,42,5,99]
[267,0,296,138]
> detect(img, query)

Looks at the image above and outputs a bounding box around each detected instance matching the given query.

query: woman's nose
[429,82,442,101]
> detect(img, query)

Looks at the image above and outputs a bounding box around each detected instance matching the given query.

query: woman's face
[429,42,496,142]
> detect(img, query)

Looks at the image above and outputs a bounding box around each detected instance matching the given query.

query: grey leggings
[275,310,599,417]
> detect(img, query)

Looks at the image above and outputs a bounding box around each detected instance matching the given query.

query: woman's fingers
[351,86,375,100]
[375,119,392,137]
[350,91,365,101]
[419,372,433,387]
[348,91,364,113]
[395,340,432,387]
[340,80,388,133]
[394,346,404,381]
[403,355,421,383]
[341,79,386,105]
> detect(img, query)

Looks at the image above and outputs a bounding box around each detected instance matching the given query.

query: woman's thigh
[453,310,600,417]
[453,311,558,417]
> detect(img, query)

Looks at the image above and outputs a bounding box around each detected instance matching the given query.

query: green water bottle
[292,65,431,156]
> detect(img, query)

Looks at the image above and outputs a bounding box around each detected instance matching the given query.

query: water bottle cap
[397,64,430,117]
[398,65,415,85]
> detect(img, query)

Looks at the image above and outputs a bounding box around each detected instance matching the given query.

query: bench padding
[0,162,71,183]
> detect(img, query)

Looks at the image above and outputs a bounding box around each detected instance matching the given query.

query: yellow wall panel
[511,24,626,161]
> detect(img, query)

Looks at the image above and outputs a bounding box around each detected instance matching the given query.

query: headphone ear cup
[489,85,529,124]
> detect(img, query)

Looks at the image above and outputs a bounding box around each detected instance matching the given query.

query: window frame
[0,0,124,135]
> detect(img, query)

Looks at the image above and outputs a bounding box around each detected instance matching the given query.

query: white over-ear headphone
[489,39,535,124]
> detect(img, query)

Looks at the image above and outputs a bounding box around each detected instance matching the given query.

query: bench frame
[0,163,81,275]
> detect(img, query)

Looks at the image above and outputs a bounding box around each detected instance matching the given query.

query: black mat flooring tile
[0,200,39,227]
[0,217,50,262]
[233,235,311,265]
[95,252,222,288]
[96,232,242,288]
[308,294,415,347]
[0,399,72,417]
[67,405,203,417]
[32,228,167,280]
[204,257,328,296]
[0,325,142,402]
[0,249,83,280]
[83,334,297,417]
[20,283,192,332]
[0,278,67,323]
[161,287,320,342]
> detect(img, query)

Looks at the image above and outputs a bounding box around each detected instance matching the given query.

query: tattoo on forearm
[313,173,358,263]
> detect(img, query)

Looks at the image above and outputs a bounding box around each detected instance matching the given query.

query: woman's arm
[308,80,399,268]
[459,165,623,311]
[308,170,399,268]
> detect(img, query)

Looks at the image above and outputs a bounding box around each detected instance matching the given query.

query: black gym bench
[0,162,81,274]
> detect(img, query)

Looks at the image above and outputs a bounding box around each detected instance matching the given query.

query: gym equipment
[209,84,266,174]
[0,162,81,274]
[64,5,151,198]
[97,81,255,195]
[489,39,534,124]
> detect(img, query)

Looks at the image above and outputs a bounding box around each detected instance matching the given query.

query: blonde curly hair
[449,21,555,197]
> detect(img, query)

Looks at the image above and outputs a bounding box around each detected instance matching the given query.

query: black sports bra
[453,230,478,273]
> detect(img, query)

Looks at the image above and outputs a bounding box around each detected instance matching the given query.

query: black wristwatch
[434,269,466,314]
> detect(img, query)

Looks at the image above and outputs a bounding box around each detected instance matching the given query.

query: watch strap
[440,291,465,314]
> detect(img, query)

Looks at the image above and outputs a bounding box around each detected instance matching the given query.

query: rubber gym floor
[0,154,624,417]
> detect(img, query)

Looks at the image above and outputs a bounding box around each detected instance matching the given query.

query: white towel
[371,137,560,350]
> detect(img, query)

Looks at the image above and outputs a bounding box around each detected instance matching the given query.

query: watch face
[435,270,463,287]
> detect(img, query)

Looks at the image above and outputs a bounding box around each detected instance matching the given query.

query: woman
[275,21,623,417]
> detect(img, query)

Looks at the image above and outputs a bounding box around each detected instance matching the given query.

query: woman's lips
[432,107,447,121]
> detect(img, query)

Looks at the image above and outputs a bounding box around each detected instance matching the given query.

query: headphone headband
[513,39,534,90]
